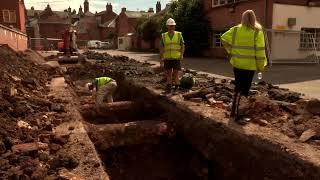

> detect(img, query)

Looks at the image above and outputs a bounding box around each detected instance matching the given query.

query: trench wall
[119,80,320,180]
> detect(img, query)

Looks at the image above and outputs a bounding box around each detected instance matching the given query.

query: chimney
[121,7,126,13]
[45,4,52,13]
[84,0,89,13]
[148,8,154,13]
[68,6,71,13]
[46,4,51,10]
[156,1,161,13]
[31,6,34,11]
[79,5,83,14]
[106,3,113,12]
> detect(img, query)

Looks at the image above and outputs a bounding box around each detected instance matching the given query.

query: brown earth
[0,45,78,179]
[63,51,320,179]
[1,47,320,179]
[73,51,320,147]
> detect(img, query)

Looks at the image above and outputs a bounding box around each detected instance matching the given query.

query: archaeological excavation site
[1,45,320,180]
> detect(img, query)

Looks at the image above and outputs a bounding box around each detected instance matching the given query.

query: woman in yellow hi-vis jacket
[221,10,267,125]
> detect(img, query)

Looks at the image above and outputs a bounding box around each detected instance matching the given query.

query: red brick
[0,0,26,33]
[0,25,28,51]
[12,142,48,153]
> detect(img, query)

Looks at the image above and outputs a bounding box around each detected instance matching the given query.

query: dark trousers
[231,68,255,119]
[233,68,255,96]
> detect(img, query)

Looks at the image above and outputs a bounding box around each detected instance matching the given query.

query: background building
[116,1,163,50]
[26,0,118,50]
[204,0,320,62]
[0,0,27,51]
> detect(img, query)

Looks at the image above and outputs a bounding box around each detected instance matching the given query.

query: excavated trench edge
[69,77,320,179]
[116,80,320,179]
[64,61,320,179]
[49,77,109,180]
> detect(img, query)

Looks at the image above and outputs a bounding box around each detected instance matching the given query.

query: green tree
[137,0,210,54]
[136,16,160,49]
[171,0,210,55]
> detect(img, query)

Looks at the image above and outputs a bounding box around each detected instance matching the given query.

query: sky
[24,0,172,14]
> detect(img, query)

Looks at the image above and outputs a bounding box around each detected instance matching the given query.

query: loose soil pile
[0,45,78,179]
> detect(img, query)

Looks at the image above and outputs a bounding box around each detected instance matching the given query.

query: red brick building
[115,2,165,50]
[26,4,72,50]
[0,24,28,51]
[95,3,117,41]
[26,1,118,49]
[0,0,27,51]
[0,0,26,33]
[204,0,319,58]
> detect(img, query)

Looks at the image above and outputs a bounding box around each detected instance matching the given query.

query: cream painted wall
[271,3,320,61]
[118,36,132,50]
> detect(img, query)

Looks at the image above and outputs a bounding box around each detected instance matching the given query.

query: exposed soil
[100,138,212,180]
[2,46,320,179]
[0,45,77,179]
[68,51,320,147]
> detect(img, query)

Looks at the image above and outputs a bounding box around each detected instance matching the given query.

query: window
[2,10,16,23]
[10,11,16,23]
[300,28,320,50]
[213,31,226,47]
[212,0,241,7]
[2,10,9,22]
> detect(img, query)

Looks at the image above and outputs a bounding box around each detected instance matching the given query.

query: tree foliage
[136,0,210,55]
[171,0,210,55]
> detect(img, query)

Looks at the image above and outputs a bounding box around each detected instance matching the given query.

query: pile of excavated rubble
[0,45,78,179]
[181,70,320,142]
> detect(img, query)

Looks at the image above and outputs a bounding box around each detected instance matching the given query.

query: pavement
[102,50,320,99]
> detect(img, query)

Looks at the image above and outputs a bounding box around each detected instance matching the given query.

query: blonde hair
[241,10,262,30]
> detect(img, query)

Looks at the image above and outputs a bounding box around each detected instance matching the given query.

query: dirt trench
[72,79,214,180]
[65,76,320,180]
[59,52,320,180]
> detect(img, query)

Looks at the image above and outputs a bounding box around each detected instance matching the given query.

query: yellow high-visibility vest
[96,77,112,88]
[162,31,182,60]
[221,24,267,71]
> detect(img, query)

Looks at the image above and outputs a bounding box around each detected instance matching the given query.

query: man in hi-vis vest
[160,18,185,92]
[86,77,117,107]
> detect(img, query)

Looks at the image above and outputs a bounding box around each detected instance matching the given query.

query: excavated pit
[99,138,216,180]
[69,77,320,180]
[76,80,217,180]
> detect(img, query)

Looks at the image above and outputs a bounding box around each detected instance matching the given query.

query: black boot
[230,92,239,117]
[234,95,251,125]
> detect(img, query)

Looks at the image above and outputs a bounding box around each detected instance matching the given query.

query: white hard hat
[166,18,176,26]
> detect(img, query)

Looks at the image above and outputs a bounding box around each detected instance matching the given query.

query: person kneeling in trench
[87,77,117,107]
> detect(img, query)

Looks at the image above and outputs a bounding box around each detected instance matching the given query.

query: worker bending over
[87,77,117,107]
